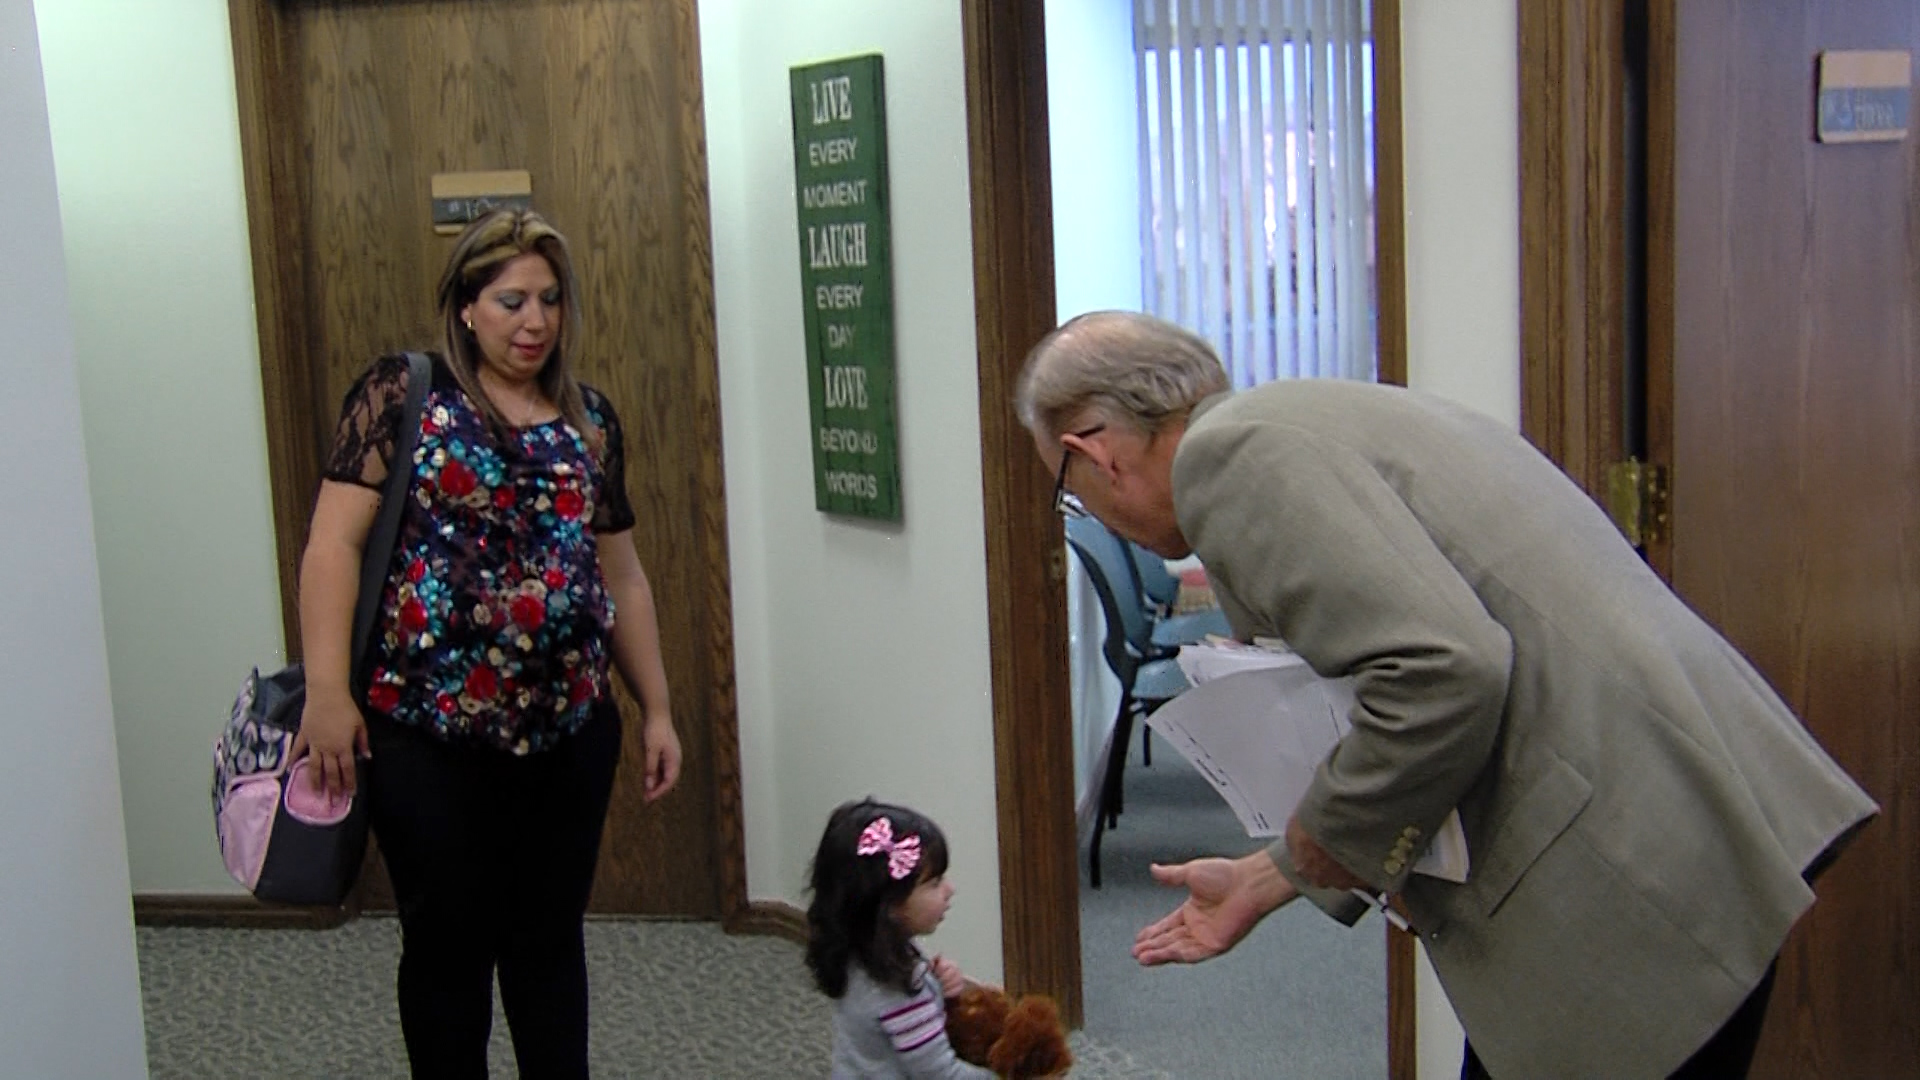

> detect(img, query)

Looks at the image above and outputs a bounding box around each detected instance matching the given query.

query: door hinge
[1604,458,1670,548]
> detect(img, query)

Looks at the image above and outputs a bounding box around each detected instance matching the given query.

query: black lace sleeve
[322,355,413,490]
[583,385,637,534]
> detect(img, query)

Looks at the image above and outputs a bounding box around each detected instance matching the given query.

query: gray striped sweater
[827,958,995,1079]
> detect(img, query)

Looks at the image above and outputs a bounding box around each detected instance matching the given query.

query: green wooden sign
[790,54,901,520]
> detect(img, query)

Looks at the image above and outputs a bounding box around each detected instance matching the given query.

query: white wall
[36,0,282,894]
[1399,0,1520,1073]
[1048,0,1144,324]
[1400,1,1521,428]
[1046,0,1143,813]
[699,0,1004,981]
[1,0,151,1072]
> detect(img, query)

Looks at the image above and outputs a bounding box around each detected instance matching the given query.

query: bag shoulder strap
[348,351,432,695]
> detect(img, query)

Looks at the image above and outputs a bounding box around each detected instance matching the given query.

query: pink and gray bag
[211,352,429,905]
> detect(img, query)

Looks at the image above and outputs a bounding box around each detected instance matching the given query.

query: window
[1136,0,1377,386]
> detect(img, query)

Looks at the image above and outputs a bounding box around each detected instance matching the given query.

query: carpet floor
[136,917,1167,1079]
[1075,732,1389,1079]
[136,733,1386,1078]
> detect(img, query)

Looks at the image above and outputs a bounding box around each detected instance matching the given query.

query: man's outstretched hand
[1131,851,1298,966]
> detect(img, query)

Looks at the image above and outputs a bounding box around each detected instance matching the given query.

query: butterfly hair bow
[855,817,922,881]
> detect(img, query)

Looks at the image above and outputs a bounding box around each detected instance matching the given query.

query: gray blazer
[1172,381,1876,1079]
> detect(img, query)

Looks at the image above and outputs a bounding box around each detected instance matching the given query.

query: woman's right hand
[289,692,370,801]
[295,480,384,804]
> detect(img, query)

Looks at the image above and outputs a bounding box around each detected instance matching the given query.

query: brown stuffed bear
[945,984,1073,1078]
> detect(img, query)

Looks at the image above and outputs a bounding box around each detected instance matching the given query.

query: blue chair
[1129,542,1233,648]
[1130,543,1182,611]
[1065,518,1191,888]
[1119,541,1230,768]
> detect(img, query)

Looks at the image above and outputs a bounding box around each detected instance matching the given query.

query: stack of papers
[1146,640,1469,883]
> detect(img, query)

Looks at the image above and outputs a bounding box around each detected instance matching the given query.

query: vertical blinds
[1135,0,1377,386]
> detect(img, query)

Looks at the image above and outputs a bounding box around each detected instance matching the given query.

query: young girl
[807,799,996,1079]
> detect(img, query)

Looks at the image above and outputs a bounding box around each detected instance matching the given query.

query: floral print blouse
[323,353,636,754]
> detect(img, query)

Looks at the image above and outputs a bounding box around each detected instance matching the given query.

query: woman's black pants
[366,705,621,1080]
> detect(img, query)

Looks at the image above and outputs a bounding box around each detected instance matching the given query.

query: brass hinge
[1604,458,1670,548]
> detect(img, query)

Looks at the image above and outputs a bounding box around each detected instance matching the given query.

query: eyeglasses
[1051,425,1106,519]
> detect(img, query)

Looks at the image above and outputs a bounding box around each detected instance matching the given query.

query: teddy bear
[944,983,1074,1078]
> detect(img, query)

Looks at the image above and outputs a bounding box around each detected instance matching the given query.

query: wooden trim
[135,893,805,941]
[1372,0,1408,389]
[1518,0,1563,463]
[724,900,810,946]
[960,0,1085,1030]
[1387,925,1418,1080]
[670,0,751,934]
[1518,0,1631,499]
[227,0,320,657]
[1369,3,1417,1073]
[135,894,350,930]
[1639,0,1675,580]
[1519,0,1575,470]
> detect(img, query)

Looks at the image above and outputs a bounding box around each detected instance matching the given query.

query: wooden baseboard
[134,894,352,929]
[723,899,807,945]
[136,893,808,946]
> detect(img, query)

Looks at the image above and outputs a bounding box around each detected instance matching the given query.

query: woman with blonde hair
[294,208,681,1077]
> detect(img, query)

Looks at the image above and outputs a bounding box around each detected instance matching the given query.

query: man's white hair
[1014,311,1229,439]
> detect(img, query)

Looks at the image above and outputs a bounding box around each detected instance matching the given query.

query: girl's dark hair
[804,798,951,998]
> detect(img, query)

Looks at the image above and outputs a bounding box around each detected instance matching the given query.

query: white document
[1148,642,1469,883]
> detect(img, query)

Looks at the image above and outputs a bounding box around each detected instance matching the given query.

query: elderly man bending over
[1015,310,1875,1080]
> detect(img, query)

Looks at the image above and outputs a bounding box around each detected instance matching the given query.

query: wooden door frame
[223,0,750,929]
[962,2,1413,1073]
[1517,0,1687,559]
[1518,0,1635,503]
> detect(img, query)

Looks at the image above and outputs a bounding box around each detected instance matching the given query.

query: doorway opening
[963,1,1413,1074]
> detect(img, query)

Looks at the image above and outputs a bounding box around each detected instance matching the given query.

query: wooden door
[1651,1,1919,1073]
[231,0,739,918]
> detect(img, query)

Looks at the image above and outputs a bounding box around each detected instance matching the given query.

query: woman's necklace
[499,395,550,427]
[481,378,552,428]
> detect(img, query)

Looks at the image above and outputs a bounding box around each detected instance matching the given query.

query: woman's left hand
[641,713,682,802]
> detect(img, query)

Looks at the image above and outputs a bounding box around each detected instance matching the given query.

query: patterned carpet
[137,918,1168,1079]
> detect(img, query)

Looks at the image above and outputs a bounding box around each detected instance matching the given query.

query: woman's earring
[463,318,474,333]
